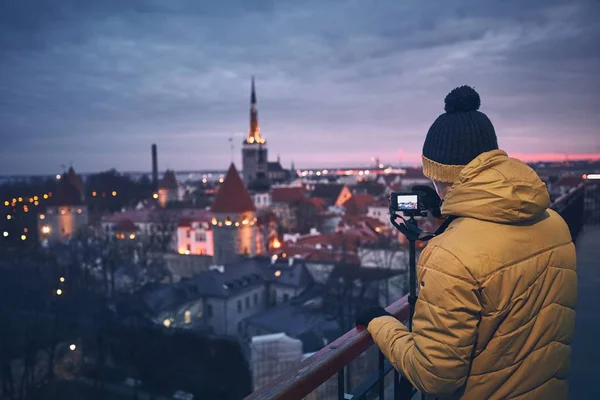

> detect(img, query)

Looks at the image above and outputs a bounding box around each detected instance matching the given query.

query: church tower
[242,76,270,191]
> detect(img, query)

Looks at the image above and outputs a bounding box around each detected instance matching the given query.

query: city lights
[23,205,28,213]
[163,319,172,328]
[77,208,82,214]
[69,344,76,351]
[20,234,26,241]
[129,233,136,240]
[56,174,61,180]
[60,277,65,283]
[92,191,97,197]
[43,194,48,199]
[34,201,39,206]
[3,201,8,206]
[153,193,158,199]
[6,215,11,220]
[18,197,22,202]
[274,270,281,277]
[41,225,51,234]
[586,174,600,180]
[112,191,117,196]
[272,238,282,249]
[40,214,45,220]
[3,232,8,237]
[56,289,63,296]
[34,196,38,201]
[184,250,190,255]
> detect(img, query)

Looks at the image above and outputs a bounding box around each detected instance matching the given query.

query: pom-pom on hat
[422,86,498,183]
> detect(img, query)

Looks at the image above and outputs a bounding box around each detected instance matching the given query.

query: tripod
[389,211,425,331]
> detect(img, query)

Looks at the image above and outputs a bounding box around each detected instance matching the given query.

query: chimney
[151,144,158,191]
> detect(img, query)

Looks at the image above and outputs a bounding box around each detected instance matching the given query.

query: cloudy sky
[1,0,599,175]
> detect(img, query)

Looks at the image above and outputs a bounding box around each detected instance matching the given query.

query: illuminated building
[38,166,88,245]
[211,164,259,265]
[242,77,270,192]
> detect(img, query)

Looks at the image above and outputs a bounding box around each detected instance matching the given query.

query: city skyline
[1,0,600,175]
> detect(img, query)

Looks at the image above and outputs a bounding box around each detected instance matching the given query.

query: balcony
[246,181,600,400]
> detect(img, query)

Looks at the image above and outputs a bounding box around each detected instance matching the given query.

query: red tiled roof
[340,215,384,231]
[211,164,256,213]
[343,193,376,215]
[114,219,138,232]
[308,197,327,212]
[555,176,583,187]
[178,218,193,228]
[271,187,306,203]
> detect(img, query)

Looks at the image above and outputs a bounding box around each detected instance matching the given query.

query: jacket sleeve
[367,245,481,397]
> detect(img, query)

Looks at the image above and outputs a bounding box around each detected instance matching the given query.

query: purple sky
[1,0,599,175]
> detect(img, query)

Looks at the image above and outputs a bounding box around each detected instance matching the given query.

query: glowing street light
[112,191,117,196]
[3,201,8,206]
[2,232,8,237]
[69,344,76,351]
[60,276,65,283]
[56,174,61,180]
[6,215,11,220]
[41,225,51,234]
[56,289,63,296]
[163,319,172,328]
[153,193,158,199]
[129,233,136,240]
[20,234,26,241]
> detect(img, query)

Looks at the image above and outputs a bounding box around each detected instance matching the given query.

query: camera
[390,191,424,217]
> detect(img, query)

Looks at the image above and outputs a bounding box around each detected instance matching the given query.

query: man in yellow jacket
[356,86,577,399]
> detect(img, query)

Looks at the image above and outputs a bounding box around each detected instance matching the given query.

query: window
[283,293,290,302]
[254,293,258,306]
[207,304,213,318]
[245,296,250,310]
[237,299,242,313]
[184,310,191,324]
[195,231,206,242]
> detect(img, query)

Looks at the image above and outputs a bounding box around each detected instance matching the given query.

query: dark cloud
[0,0,599,175]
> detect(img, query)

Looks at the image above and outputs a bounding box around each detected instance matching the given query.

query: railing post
[338,367,345,400]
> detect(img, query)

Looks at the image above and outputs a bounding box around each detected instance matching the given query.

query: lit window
[274,270,281,277]
[184,310,191,324]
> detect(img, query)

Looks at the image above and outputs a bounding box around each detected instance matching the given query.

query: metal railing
[246,183,592,400]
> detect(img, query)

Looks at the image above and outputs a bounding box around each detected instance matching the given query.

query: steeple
[246,76,265,144]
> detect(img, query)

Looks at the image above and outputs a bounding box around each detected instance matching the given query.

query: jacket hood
[442,150,550,223]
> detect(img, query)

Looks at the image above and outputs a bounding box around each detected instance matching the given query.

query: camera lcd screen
[396,194,419,211]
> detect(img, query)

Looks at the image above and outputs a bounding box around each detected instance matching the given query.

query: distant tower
[211,164,258,265]
[39,167,88,245]
[158,170,179,208]
[242,76,269,191]
[151,144,158,192]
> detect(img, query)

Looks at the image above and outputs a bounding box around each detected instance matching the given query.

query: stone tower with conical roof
[242,77,270,192]
[211,163,258,265]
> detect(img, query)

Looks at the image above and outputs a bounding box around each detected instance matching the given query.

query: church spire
[247,76,265,144]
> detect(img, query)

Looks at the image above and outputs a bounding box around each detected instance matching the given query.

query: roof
[211,164,256,213]
[311,184,345,202]
[342,193,376,215]
[339,215,384,232]
[555,176,583,187]
[160,170,178,189]
[267,162,285,172]
[114,219,138,232]
[271,187,306,203]
[142,257,312,305]
[50,167,84,206]
[243,289,341,352]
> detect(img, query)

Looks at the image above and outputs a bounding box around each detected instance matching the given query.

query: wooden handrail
[245,296,410,400]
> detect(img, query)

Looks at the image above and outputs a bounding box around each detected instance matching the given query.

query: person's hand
[355,306,393,327]
[412,185,442,218]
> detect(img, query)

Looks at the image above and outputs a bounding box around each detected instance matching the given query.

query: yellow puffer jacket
[368,150,577,399]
